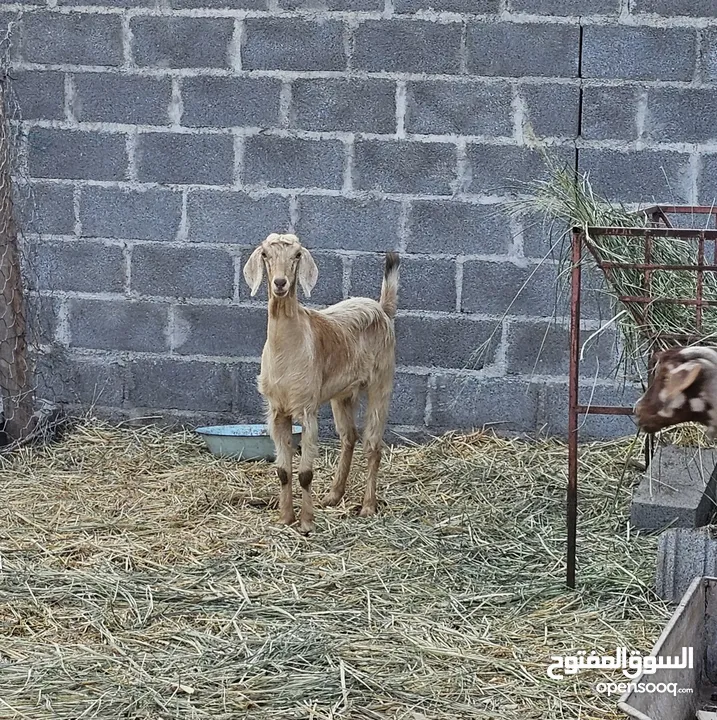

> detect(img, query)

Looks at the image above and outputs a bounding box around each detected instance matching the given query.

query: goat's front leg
[298,410,319,534]
[269,409,295,526]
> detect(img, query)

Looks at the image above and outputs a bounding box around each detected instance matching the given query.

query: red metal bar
[697,231,705,333]
[567,228,582,590]
[616,296,717,307]
[576,405,634,415]
[579,226,717,239]
[598,262,717,272]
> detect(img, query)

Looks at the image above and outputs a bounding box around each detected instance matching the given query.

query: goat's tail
[380,252,400,319]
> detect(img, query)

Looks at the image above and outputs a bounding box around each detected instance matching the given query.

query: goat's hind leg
[322,394,358,507]
[298,411,319,534]
[269,410,295,526]
[360,386,391,517]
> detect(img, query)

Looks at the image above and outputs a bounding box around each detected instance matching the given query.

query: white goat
[243,233,400,533]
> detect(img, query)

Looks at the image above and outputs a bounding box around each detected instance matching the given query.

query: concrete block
[631,446,717,531]
[243,19,345,71]
[31,239,125,293]
[186,190,290,244]
[582,26,697,81]
[26,294,58,343]
[128,357,234,412]
[131,244,234,299]
[581,85,639,141]
[11,71,64,121]
[281,0,380,7]
[304,251,344,306]
[634,0,717,16]
[244,135,344,190]
[36,352,126,407]
[57,0,153,6]
[22,183,75,236]
[698,155,717,206]
[182,77,281,128]
[645,89,717,144]
[352,254,456,312]
[80,187,182,241]
[173,305,266,357]
[505,320,617,377]
[405,80,513,137]
[467,22,580,78]
[291,78,396,134]
[131,17,235,69]
[353,20,462,74]
[22,12,123,66]
[396,315,500,369]
[510,0,618,11]
[73,74,172,125]
[656,528,717,603]
[461,260,559,316]
[354,140,456,195]
[704,31,717,82]
[389,373,428,427]
[175,0,264,7]
[578,149,692,204]
[233,361,264,419]
[430,375,539,433]
[69,298,169,353]
[520,83,580,138]
[296,196,400,252]
[28,128,128,182]
[396,0,498,10]
[466,144,572,195]
[408,201,511,255]
[136,133,234,185]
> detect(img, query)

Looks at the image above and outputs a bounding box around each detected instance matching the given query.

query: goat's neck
[266,292,306,352]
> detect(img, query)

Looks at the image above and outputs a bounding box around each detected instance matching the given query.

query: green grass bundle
[506,156,717,377]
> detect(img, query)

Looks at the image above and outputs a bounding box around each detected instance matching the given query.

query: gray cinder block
[656,528,717,602]
[353,20,462,74]
[631,446,717,531]
[28,128,128,182]
[582,25,697,81]
[466,22,580,78]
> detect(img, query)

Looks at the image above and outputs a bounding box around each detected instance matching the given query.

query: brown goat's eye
[295,252,301,260]
[261,251,267,259]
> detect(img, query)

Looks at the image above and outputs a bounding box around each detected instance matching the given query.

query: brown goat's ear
[297,247,318,297]
[243,246,264,297]
[664,361,702,400]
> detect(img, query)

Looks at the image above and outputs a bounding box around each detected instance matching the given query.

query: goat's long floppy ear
[298,248,318,297]
[243,246,264,297]
[664,361,702,400]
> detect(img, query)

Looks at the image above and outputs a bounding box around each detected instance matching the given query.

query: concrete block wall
[3,0,717,438]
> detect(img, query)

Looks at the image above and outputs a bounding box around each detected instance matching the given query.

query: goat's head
[242,233,318,299]
[634,346,716,433]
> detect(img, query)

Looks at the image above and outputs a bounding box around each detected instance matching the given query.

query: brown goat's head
[242,233,318,299]
[634,347,714,433]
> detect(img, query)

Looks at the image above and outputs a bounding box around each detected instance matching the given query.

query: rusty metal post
[567,227,582,589]
[0,77,31,441]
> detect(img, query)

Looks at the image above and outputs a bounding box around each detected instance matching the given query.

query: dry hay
[0,419,672,719]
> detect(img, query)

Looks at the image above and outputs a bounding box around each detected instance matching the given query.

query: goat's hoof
[299,518,315,535]
[278,512,296,526]
[359,504,377,518]
[321,492,343,508]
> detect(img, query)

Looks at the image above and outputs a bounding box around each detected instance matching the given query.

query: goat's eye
[295,252,301,259]
[261,251,267,258]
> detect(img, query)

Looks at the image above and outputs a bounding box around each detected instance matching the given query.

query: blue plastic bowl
[195,423,302,461]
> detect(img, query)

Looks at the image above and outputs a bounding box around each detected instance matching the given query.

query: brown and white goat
[634,346,717,436]
[243,233,400,533]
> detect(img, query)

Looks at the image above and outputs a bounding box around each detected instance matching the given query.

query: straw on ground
[0,420,670,719]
